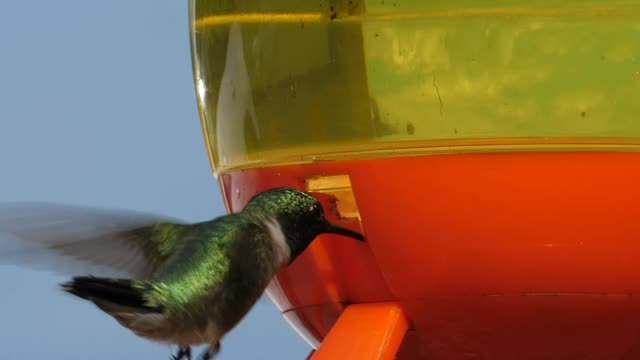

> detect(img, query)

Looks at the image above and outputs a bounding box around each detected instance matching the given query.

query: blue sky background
[0,1,310,359]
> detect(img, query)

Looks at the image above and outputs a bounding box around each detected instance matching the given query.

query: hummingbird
[0,187,365,359]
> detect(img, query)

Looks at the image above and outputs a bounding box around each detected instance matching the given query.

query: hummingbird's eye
[310,203,323,218]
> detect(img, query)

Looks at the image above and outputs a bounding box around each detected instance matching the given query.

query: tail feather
[61,276,162,312]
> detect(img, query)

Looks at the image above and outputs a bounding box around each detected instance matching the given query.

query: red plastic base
[309,303,408,360]
[220,152,640,359]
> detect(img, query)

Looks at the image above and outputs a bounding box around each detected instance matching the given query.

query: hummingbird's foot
[170,346,191,360]
[199,342,220,360]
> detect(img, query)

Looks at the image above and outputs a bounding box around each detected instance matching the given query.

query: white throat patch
[264,218,291,267]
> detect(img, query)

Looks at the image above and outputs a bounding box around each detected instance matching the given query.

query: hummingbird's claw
[170,346,191,360]
[199,342,220,360]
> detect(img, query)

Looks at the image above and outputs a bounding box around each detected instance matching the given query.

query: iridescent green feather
[149,223,185,257]
[242,188,317,220]
[140,218,242,317]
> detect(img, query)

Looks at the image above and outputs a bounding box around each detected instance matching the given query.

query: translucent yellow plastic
[189,0,640,174]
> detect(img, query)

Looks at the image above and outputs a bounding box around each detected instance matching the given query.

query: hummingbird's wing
[0,202,191,279]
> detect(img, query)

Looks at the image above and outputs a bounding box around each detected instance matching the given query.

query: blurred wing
[0,202,190,279]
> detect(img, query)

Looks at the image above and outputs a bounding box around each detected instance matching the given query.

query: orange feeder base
[309,303,408,360]
[220,152,640,359]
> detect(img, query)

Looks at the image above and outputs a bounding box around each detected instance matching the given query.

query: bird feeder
[189,1,640,358]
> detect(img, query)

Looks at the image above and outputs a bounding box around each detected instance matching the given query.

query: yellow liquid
[189,0,640,174]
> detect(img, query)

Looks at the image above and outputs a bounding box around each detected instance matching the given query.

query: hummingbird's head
[243,187,365,263]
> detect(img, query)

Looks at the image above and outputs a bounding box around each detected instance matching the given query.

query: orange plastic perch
[309,303,408,360]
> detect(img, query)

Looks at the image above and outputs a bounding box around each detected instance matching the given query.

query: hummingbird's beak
[325,222,365,242]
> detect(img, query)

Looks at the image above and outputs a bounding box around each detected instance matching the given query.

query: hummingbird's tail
[62,277,179,342]
[61,276,161,312]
